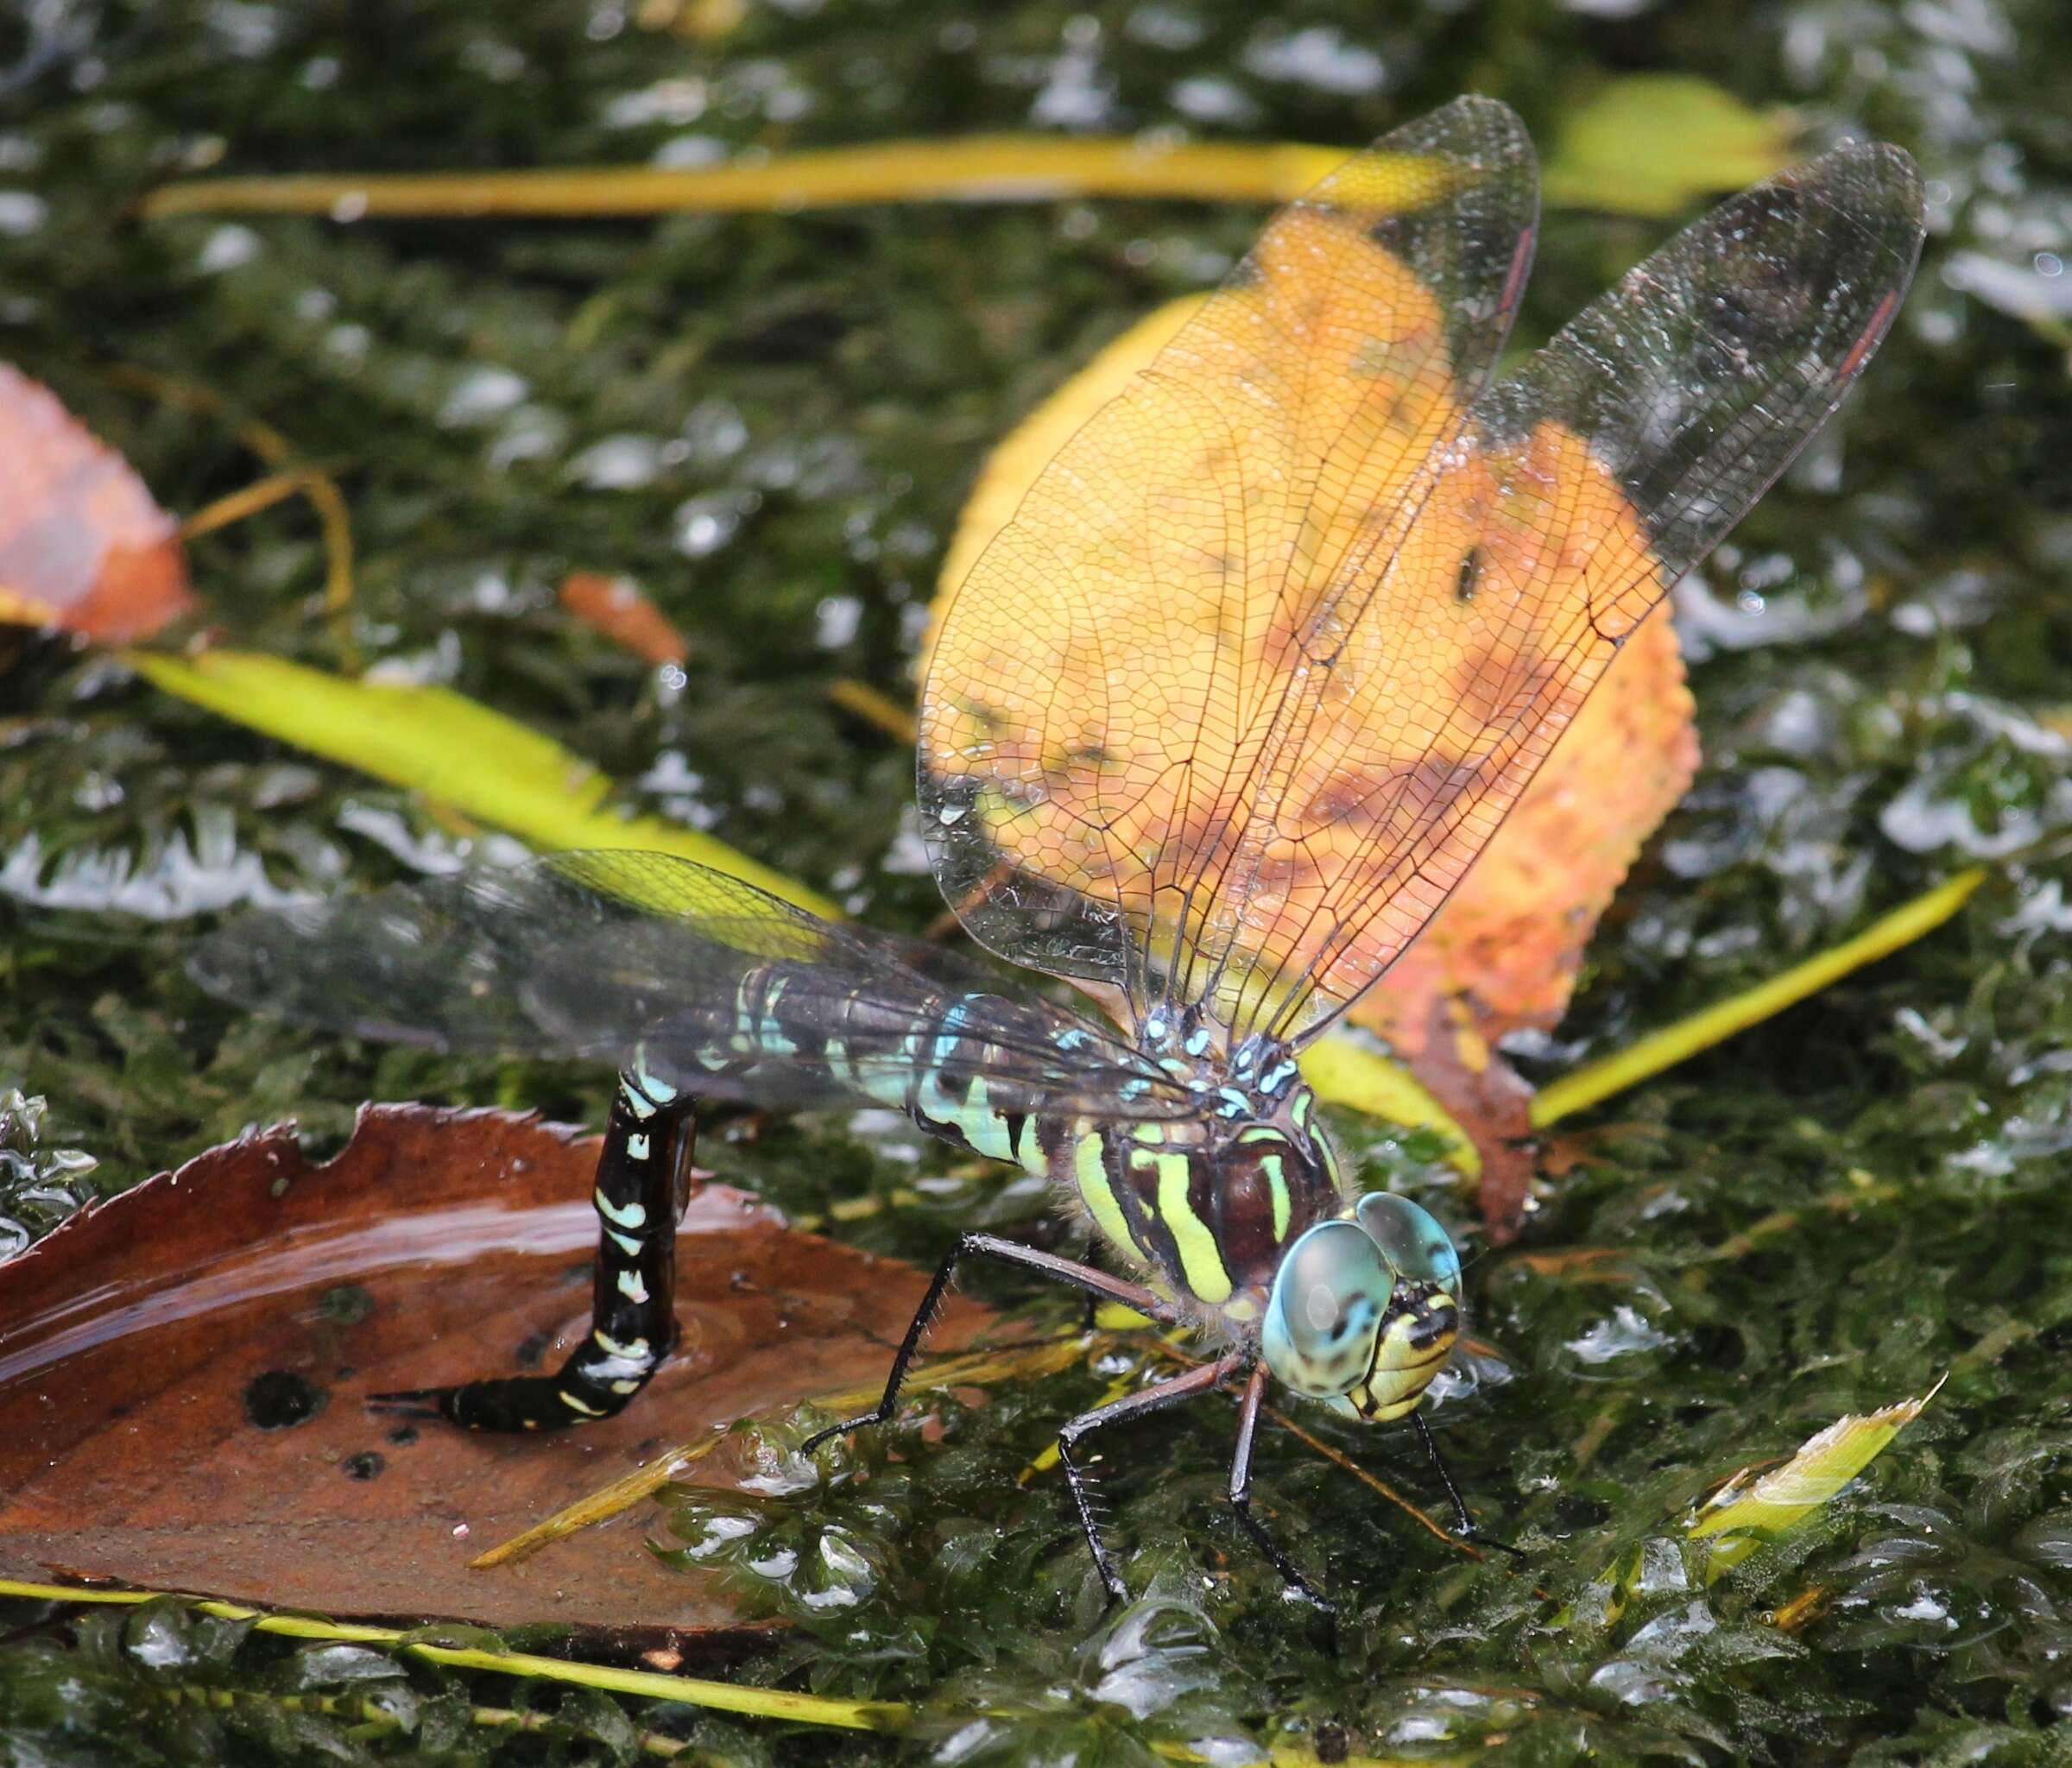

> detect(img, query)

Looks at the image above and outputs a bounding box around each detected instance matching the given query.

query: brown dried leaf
[0,1104,991,1634]
[0,363,194,642]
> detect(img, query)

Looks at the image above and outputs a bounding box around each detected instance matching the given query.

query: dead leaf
[1349,608,1697,1231]
[928,300,1699,1237]
[559,571,688,667]
[0,1104,993,1634]
[0,362,194,642]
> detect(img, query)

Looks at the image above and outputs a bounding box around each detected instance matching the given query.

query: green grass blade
[128,648,839,919]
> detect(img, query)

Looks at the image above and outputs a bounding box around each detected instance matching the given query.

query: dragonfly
[192,96,1924,1616]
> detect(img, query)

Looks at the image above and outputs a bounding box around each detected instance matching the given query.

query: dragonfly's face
[1261,1193,1462,1423]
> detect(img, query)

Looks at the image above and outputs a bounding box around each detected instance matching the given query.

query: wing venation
[921,103,1922,1045]
[191,850,1202,1121]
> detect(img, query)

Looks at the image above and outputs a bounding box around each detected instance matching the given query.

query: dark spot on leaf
[516,1330,551,1368]
[243,1370,325,1430]
[318,1285,375,1324]
[343,1451,384,1481]
[385,1424,420,1447]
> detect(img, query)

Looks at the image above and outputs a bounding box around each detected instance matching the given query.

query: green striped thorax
[1052,1008,1462,1423]
[1064,1016,1350,1319]
[1262,1191,1462,1423]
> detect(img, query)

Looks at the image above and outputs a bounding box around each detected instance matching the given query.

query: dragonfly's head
[1261,1194,1462,1423]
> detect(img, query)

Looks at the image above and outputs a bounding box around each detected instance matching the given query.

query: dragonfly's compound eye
[1262,1221,1393,1399]
[1354,1192,1461,1291]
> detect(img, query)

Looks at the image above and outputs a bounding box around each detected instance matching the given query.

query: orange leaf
[1348,609,1697,1227]
[559,570,688,666]
[0,363,194,642]
[930,296,1698,1230]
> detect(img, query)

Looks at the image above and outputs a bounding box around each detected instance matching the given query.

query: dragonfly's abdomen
[712,972,1345,1321]
[898,999,1044,1169]
[717,970,1052,1171]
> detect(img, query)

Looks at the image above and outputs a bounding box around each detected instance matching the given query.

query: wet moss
[3,0,2072,1761]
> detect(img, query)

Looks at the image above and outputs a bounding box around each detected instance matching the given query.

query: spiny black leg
[1410,1410,1475,1538]
[1230,1364,1336,1620]
[1411,1410,1525,1561]
[801,1231,1183,1456]
[1056,1355,1240,1605]
[370,1057,694,1430]
[1078,1239,1102,1334]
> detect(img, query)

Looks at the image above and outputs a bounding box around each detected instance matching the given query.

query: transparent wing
[190,850,1203,1121]
[920,94,1539,1025]
[1233,140,1924,1043]
[922,108,1923,1047]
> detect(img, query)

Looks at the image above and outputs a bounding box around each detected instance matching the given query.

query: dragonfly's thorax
[1051,1042,1347,1333]
[1131,1013,1309,1121]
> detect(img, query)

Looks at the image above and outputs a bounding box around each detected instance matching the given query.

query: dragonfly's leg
[1077,1238,1103,1333]
[370,1066,695,1430]
[1409,1410,1523,1559]
[800,1232,1182,1455]
[1229,1363,1335,1618]
[1410,1410,1475,1538]
[1055,1354,1241,1604]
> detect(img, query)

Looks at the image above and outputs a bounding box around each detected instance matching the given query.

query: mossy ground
[3,1,2071,1762]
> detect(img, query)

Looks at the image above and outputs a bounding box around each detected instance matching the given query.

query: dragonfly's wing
[920,95,1539,1024]
[922,107,1923,1046]
[1232,141,1925,1044]
[190,850,1203,1121]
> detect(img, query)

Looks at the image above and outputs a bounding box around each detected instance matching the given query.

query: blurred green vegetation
[3,0,2070,1762]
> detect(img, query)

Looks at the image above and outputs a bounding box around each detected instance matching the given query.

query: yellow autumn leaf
[1544,75,1796,218]
[925,287,1481,1179]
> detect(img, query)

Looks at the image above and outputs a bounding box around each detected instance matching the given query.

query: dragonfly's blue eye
[1261,1221,1393,1399]
[1355,1193,1461,1290]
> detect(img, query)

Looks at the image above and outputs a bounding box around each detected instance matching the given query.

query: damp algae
[3,1,2072,1763]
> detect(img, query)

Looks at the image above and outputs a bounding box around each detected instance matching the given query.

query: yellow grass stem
[104,363,358,646]
[824,677,919,744]
[177,466,320,540]
[142,137,1361,221]
[0,1579,906,1731]
[1532,867,1988,1130]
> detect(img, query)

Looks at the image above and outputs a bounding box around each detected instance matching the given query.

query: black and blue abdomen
[682,966,1062,1174]
[678,967,1343,1323]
